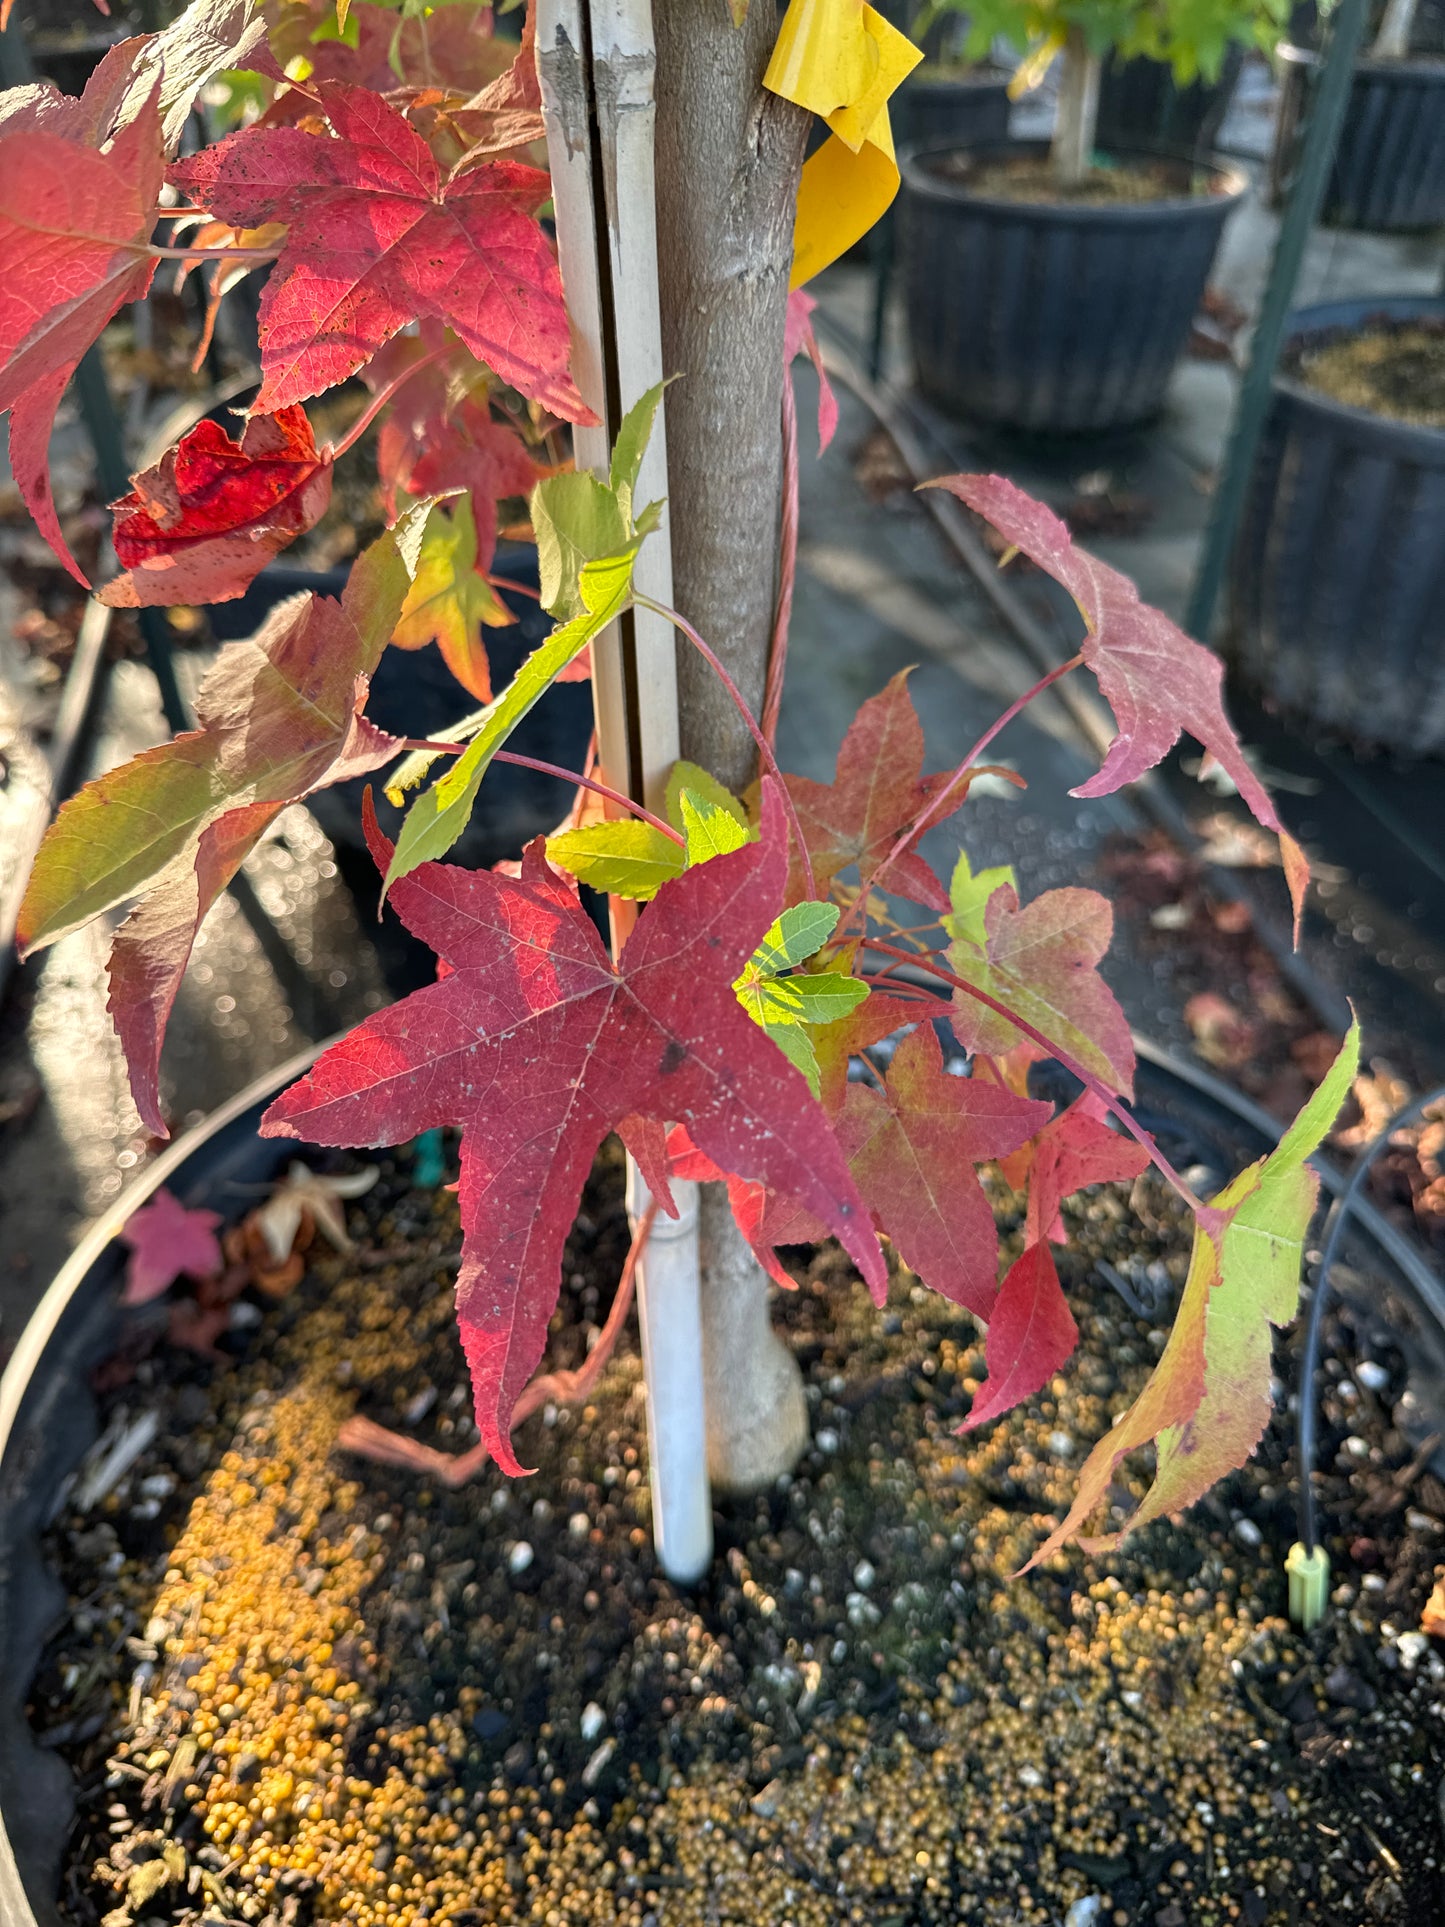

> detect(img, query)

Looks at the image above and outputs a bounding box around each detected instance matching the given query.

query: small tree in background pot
[960,0,1288,182]
[899,0,1285,430]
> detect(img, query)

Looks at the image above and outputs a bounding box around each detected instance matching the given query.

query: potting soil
[27,1146,1445,1927]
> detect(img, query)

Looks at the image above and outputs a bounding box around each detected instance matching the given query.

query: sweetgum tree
[2,0,1356,1566]
[957,0,1290,181]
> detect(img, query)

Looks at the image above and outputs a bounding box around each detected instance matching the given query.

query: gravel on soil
[22,1142,1445,1927]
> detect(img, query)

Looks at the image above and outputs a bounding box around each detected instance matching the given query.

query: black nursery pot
[0,1050,320,1927]
[1225,295,1445,758]
[899,140,1246,433]
[1277,44,1445,231]
[1095,44,1244,161]
[895,66,1011,151]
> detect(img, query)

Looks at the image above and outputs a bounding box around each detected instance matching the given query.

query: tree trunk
[653,0,809,789]
[653,0,812,1491]
[1372,0,1418,60]
[1051,28,1101,187]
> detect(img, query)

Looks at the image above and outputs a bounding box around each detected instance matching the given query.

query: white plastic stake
[628,1166,712,1581]
[536,0,710,1582]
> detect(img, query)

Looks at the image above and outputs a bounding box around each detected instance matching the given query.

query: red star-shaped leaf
[0,81,163,583]
[100,405,333,607]
[837,1024,1049,1318]
[783,672,961,910]
[1024,1092,1151,1245]
[932,475,1307,934]
[121,1187,224,1305]
[170,83,590,422]
[962,1242,1077,1433]
[260,785,884,1473]
[366,327,545,547]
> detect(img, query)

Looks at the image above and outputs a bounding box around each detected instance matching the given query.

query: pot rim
[1270,293,1445,459]
[0,1038,332,1927]
[1279,40,1445,79]
[904,62,1013,89]
[898,138,1249,216]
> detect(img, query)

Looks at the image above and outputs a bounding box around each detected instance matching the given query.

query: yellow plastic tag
[763,0,923,287]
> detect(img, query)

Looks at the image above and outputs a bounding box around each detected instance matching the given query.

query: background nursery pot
[1273,43,1445,230]
[895,63,1012,148]
[1225,294,1445,756]
[1095,43,1245,159]
[899,141,1247,431]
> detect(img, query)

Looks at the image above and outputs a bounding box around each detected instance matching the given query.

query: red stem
[834,651,1086,945]
[335,1200,658,1487]
[327,341,454,461]
[486,573,542,602]
[888,652,1085,875]
[861,937,1200,1213]
[633,593,817,900]
[760,369,800,749]
[398,740,684,847]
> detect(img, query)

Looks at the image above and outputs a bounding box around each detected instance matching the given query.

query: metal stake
[1185,0,1372,643]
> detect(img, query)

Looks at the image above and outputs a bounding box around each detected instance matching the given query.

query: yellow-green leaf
[545,819,684,901]
[531,472,629,619]
[944,850,1017,951]
[384,543,641,894]
[752,900,840,975]
[680,788,751,866]
[664,760,749,834]
[1023,1017,1361,1569]
[609,380,670,510]
[392,496,512,702]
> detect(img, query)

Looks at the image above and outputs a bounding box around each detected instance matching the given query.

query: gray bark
[653,0,810,791]
[1051,29,1101,187]
[652,0,811,1491]
[1372,0,1418,59]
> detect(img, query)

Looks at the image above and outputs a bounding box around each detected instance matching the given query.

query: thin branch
[882,653,1084,879]
[761,368,800,748]
[148,243,284,263]
[634,592,817,900]
[335,1201,658,1487]
[860,937,1201,1213]
[396,740,685,846]
[486,572,542,601]
[833,654,1084,945]
[327,340,454,460]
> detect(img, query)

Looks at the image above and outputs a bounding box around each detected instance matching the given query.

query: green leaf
[384,543,640,894]
[752,901,840,976]
[545,819,684,901]
[1023,1018,1361,1569]
[732,894,866,1095]
[680,789,751,866]
[944,850,1017,951]
[664,760,748,834]
[609,379,669,509]
[733,971,870,1093]
[531,387,668,616]
[779,970,870,1026]
[531,472,629,620]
